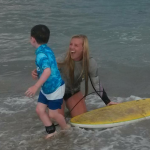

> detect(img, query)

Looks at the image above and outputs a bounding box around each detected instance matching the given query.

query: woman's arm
[31,69,38,80]
[89,74,111,105]
[88,57,117,105]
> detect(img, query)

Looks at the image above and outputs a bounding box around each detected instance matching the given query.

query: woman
[32,35,117,118]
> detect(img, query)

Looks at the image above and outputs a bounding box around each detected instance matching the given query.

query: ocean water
[0,0,150,149]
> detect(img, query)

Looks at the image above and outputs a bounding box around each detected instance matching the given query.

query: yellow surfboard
[70,98,150,128]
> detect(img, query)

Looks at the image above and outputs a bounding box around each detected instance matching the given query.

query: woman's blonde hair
[58,35,89,96]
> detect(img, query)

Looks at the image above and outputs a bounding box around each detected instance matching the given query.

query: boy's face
[30,36,36,47]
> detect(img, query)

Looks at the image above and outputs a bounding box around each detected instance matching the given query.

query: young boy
[25,24,70,139]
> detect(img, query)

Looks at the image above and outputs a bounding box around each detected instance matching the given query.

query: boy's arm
[25,68,51,97]
[35,68,51,89]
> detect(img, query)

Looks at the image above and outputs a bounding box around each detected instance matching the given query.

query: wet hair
[31,24,50,44]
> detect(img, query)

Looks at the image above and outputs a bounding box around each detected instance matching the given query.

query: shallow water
[0,95,150,150]
[0,0,150,149]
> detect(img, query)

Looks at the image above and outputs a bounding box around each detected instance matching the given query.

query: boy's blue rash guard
[35,44,64,94]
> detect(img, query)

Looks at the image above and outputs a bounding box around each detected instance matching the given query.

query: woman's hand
[32,69,38,80]
[107,101,118,106]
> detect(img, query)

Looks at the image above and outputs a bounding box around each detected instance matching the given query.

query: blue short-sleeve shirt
[35,44,64,94]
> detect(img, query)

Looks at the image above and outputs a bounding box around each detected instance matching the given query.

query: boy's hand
[25,85,38,97]
[26,68,51,97]
[32,69,38,80]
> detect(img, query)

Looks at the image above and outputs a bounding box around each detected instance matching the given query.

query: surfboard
[70,98,150,129]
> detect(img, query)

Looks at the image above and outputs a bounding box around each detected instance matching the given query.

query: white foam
[19,140,28,145]
[0,96,38,114]
[0,108,15,114]
[85,94,143,111]
[0,133,6,137]
[101,145,114,150]
[0,56,34,63]
[4,96,37,106]
[120,33,141,42]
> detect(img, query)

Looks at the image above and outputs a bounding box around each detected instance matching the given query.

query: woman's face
[69,38,83,61]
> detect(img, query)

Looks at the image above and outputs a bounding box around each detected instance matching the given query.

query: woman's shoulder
[88,56,99,76]
[89,56,97,66]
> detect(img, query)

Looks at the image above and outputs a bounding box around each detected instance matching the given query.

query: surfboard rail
[70,98,150,129]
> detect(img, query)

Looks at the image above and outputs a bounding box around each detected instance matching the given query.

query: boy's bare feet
[62,124,71,130]
[45,131,57,139]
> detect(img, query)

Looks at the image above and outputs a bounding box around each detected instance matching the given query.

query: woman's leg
[66,91,87,118]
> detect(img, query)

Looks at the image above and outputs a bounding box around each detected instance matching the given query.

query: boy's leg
[48,109,70,130]
[36,102,57,139]
[58,100,65,116]
[36,102,52,126]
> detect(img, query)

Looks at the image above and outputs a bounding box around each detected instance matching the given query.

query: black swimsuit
[63,90,80,101]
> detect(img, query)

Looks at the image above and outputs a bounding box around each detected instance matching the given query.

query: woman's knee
[66,92,87,117]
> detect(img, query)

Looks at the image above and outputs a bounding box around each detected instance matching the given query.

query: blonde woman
[32,35,117,118]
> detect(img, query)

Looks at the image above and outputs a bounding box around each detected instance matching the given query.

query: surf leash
[54,74,106,126]
[54,90,103,127]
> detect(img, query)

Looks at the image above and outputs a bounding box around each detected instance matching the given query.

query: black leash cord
[70,74,104,113]
[69,90,103,113]
[88,74,103,99]
[54,74,103,126]
[54,90,103,127]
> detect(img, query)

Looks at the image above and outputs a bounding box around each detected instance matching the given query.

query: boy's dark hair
[31,24,50,44]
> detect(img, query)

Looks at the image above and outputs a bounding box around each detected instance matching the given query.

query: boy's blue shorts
[38,83,65,110]
[38,91,63,110]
